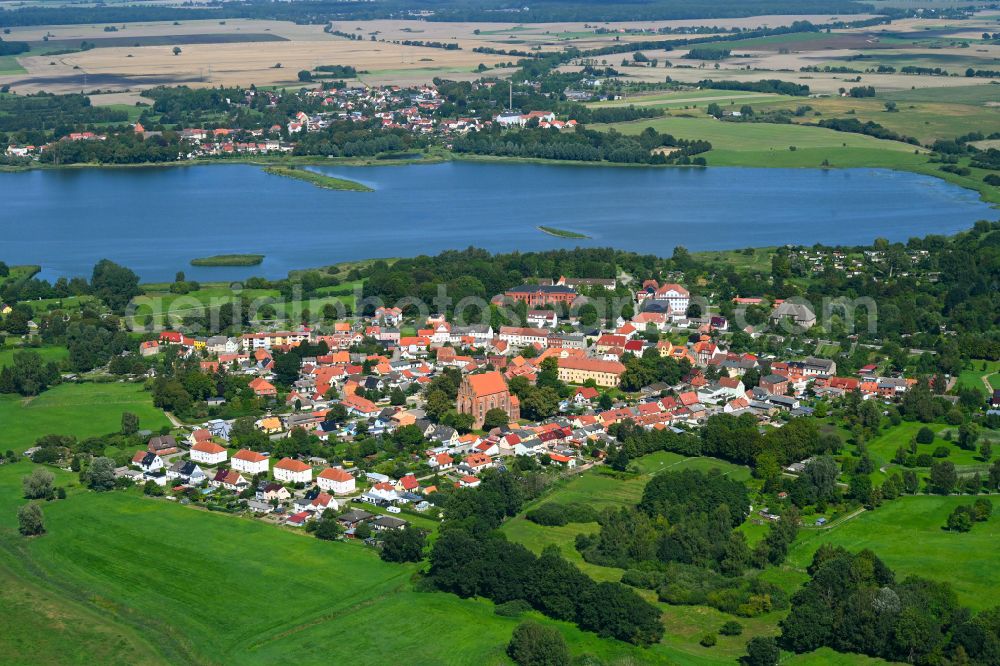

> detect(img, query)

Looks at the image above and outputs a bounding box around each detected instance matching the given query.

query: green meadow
[597,115,920,158]
[0,344,68,369]
[788,495,1000,610]
[0,382,170,453]
[0,464,671,665]
[748,95,1000,145]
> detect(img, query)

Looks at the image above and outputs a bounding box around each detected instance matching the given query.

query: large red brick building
[456,371,520,429]
[503,284,577,307]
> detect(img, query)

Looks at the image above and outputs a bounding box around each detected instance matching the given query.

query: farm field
[788,495,1000,610]
[597,114,921,153]
[0,382,170,453]
[747,95,1000,145]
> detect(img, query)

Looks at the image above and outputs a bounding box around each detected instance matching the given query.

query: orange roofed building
[456,371,520,429]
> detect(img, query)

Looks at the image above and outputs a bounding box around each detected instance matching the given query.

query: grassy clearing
[262,166,373,192]
[693,246,776,271]
[955,359,1000,393]
[788,495,1000,610]
[0,344,68,369]
[190,254,265,267]
[0,382,170,453]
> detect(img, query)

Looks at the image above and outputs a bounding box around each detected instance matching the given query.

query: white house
[131,451,164,473]
[166,461,207,485]
[654,283,690,314]
[231,449,270,476]
[273,458,312,484]
[190,441,228,466]
[316,467,357,495]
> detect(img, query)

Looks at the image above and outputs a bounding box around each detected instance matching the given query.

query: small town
[72,274,932,538]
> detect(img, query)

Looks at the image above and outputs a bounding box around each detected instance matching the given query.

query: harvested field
[3,36,511,93]
[28,32,289,50]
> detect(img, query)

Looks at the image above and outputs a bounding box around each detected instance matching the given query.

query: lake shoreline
[2,149,996,206]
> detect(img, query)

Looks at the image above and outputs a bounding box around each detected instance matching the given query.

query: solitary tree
[121,411,139,435]
[172,46,182,56]
[86,457,117,491]
[507,621,570,666]
[17,503,45,536]
[22,468,54,500]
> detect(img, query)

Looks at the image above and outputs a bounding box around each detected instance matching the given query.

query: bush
[700,633,717,647]
[17,502,45,536]
[526,502,598,526]
[916,426,935,444]
[507,621,571,666]
[495,599,533,617]
[743,637,779,666]
[932,446,951,458]
[720,620,744,636]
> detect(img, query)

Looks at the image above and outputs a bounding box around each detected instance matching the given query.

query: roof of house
[557,357,626,374]
[192,441,226,455]
[233,449,267,463]
[275,458,310,472]
[318,467,354,482]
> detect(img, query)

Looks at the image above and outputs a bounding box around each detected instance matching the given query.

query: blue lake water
[1,162,994,282]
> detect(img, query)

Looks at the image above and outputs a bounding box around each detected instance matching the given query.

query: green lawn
[0,382,170,453]
[0,344,68,369]
[954,359,1000,394]
[788,495,1000,610]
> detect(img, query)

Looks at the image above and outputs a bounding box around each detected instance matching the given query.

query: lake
[1,162,994,282]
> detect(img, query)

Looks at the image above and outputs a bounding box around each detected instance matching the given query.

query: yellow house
[256,417,283,434]
[556,357,626,388]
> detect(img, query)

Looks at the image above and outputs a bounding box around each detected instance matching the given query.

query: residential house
[316,467,357,495]
[273,458,312,484]
[232,449,270,476]
[190,441,227,466]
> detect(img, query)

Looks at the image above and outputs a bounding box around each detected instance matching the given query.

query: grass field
[883,85,1000,105]
[749,95,1000,145]
[0,54,27,75]
[788,495,1000,610]
[0,463,673,665]
[0,344,68,369]
[693,246,776,271]
[954,359,1000,394]
[0,382,170,452]
[598,115,921,158]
